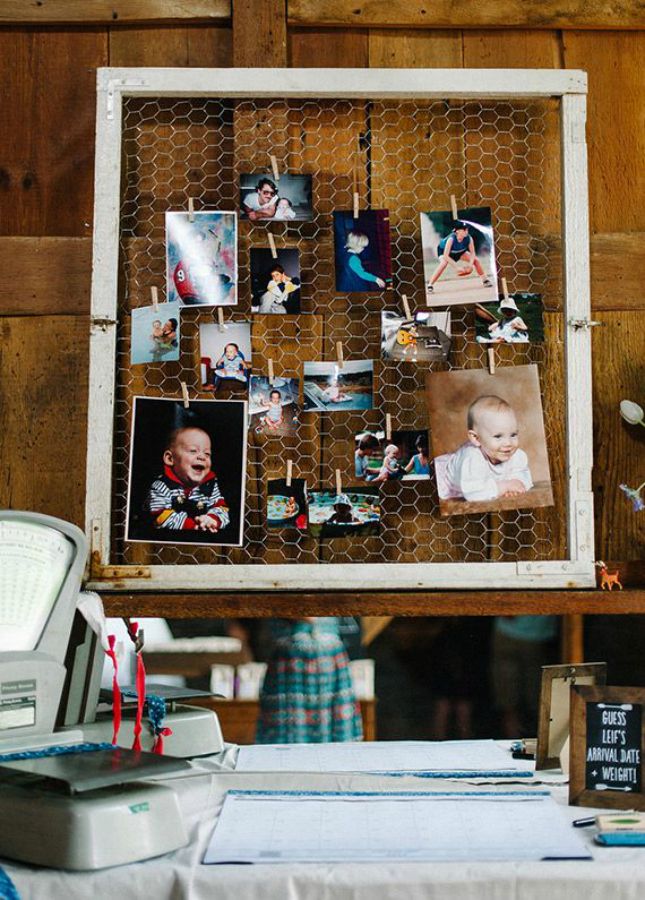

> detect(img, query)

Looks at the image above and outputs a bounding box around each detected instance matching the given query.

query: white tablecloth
[3,746,645,900]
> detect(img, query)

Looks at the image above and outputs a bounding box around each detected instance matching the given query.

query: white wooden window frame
[86,67,594,592]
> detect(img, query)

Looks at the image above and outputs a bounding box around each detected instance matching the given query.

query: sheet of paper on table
[204,790,592,864]
[235,739,528,776]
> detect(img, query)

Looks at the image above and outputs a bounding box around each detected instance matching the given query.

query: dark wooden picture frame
[570,685,645,810]
[536,662,607,770]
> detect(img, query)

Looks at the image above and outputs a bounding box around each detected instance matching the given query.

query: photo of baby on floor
[249,375,299,437]
[250,248,301,314]
[381,309,451,362]
[334,210,392,293]
[303,360,374,412]
[421,207,497,307]
[199,321,252,394]
[426,365,553,516]
[126,397,247,546]
[308,490,381,538]
[240,174,313,222]
[166,211,237,307]
[267,477,308,532]
[131,301,181,365]
[354,430,431,482]
[475,293,545,344]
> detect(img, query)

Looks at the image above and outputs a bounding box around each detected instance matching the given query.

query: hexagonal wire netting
[113,96,566,568]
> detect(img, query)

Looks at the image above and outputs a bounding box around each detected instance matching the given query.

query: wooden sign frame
[85,67,594,593]
[570,685,645,810]
[536,662,606,770]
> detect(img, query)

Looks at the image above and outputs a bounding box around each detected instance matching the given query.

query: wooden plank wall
[0,3,643,606]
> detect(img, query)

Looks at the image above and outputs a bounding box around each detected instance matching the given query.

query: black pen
[572,816,596,828]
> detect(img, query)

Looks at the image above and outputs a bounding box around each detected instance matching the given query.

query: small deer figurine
[596,560,623,591]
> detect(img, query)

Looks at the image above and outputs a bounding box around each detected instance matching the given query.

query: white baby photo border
[86,67,594,591]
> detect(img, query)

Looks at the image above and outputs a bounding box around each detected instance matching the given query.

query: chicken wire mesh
[113,95,566,567]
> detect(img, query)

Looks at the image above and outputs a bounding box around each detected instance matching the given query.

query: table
[3,745,645,900]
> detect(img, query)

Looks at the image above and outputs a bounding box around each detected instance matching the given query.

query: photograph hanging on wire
[125,397,247,547]
[421,207,498,306]
[426,365,553,517]
[381,309,451,362]
[199,321,252,394]
[303,360,374,412]
[250,248,301,314]
[475,293,545,344]
[240,174,313,222]
[308,489,381,538]
[166,210,237,307]
[354,429,431,483]
[131,301,180,365]
[267,477,308,531]
[334,210,392,292]
[250,375,300,437]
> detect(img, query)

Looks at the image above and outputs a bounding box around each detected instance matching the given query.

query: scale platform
[0,745,190,869]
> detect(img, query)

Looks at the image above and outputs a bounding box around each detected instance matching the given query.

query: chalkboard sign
[571,686,645,811]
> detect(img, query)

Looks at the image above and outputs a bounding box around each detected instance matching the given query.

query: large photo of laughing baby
[126,397,248,546]
[426,365,554,517]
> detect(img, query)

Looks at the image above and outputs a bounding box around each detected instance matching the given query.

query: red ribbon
[152,727,173,755]
[127,620,146,753]
[105,634,121,745]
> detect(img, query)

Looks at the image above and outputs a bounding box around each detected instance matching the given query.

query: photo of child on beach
[475,293,544,344]
[421,207,497,307]
[267,478,308,532]
[308,490,381,538]
[250,248,301,314]
[126,397,247,546]
[249,375,300,437]
[131,301,181,365]
[303,360,374,412]
[199,322,252,394]
[240,174,313,222]
[381,309,451,363]
[334,210,392,293]
[166,210,237,307]
[426,365,553,517]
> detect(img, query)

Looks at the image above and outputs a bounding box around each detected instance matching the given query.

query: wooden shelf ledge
[102,588,645,618]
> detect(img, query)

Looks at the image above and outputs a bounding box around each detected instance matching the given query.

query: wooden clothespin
[269,154,280,183]
[217,307,225,332]
[335,468,342,496]
[336,341,344,370]
[501,276,510,302]
[385,413,392,441]
[286,459,293,488]
[352,160,360,220]
[401,294,412,321]
[268,359,275,385]
[268,231,278,259]
[188,197,195,223]
[487,346,496,375]
[450,194,458,220]
[180,381,190,409]
[150,286,159,313]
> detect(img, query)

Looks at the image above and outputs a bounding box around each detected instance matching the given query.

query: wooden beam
[562,31,645,234]
[0,1,230,25]
[0,29,106,236]
[0,316,89,527]
[233,0,287,66]
[288,1,645,30]
[0,238,91,316]
[102,587,645,618]
[109,24,233,66]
